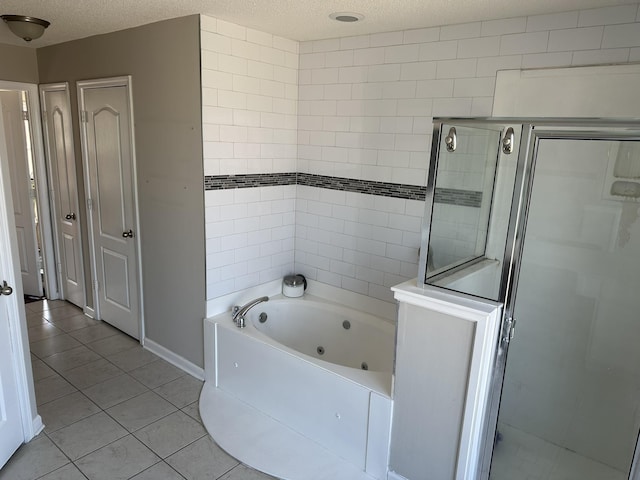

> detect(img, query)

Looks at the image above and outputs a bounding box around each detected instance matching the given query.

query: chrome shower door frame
[479,120,640,480]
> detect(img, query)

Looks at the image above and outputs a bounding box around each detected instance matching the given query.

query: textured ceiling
[0,0,634,48]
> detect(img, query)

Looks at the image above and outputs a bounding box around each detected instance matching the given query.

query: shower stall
[418,119,640,480]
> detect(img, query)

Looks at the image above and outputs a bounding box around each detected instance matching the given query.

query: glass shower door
[490,137,640,480]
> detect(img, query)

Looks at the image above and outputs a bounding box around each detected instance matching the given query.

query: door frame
[76,76,145,342]
[0,80,59,301]
[0,96,44,443]
[39,82,88,312]
[478,122,640,479]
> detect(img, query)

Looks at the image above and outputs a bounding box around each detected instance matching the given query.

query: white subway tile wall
[202,17,299,298]
[201,17,299,177]
[202,5,640,305]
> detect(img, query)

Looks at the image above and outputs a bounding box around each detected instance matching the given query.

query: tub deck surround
[390,280,503,480]
[201,296,393,480]
[199,386,379,480]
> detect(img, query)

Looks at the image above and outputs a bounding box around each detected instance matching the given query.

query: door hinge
[22,110,29,121]
[501,316,517,346]
[87,198,93,210]
[81,110,88,123]
[94,280,99,292]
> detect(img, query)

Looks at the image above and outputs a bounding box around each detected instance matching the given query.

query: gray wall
[0,44,38,83]
[390,302,475,480]
[37,15,206,367]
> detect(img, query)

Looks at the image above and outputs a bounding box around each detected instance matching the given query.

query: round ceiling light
[329,12,364,23]
[1,14,50,42]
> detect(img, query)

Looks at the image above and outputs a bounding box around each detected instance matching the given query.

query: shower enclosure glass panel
[421,120,522,301]
[490,138,640,480]
[427,125,500,276]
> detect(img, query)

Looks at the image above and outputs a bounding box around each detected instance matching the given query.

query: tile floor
[490,423,627,480]
[1,299,275,480]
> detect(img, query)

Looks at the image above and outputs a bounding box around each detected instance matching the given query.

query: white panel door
[79,78,140,339]
[0,91,42,297]
[40,84,85,308]
[0,284,23,468]
[0,100,25,468]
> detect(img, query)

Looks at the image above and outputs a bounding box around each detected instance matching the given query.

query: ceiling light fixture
[329,12,364,23]
[1,15,50,42]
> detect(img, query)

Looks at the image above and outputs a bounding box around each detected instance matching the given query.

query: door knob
[65,213,77,220]
[1,281,13,296]
[122,229,134,238]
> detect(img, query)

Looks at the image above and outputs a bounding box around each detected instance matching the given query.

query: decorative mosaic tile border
[297,173,426,201]
[204,173,296,190]
[204,173,481,206]
[434,187,483,208]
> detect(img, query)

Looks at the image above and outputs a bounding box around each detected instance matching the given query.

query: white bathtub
[200,295,395,480]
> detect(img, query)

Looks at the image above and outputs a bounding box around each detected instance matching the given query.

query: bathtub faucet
[232,296,269,328]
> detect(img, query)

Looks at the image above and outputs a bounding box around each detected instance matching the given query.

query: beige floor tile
[181,402,202,424]
[39,391,102,433]
[155,375,203,408]
[86,333,139,357]
[30,334,83,359]
[37,462,88,480]
[62,358,123,390]
[43,345,102,372]
[34,375,77,405]
[69,323,120,344]
[49,313,99,333]
[130,359,184,389]
[82,374,149,409]
[166,436,239,479]
[31,357,57,381]
[130,461,186,479]
[106,391,177,432]
[134,411,206,458]
[75,435,160,480]
[25,299,69,313]
[42,304,85,321]
[26,312,48,328]
[49,412,128,460]
[218,464,277,480]
[0,434,69,480]
[106,347,159,371]
[27,322,64,343]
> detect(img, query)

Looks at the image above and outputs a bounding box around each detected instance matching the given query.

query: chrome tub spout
[232,296,269,328]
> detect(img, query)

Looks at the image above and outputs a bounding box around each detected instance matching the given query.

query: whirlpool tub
[200,295,395,480]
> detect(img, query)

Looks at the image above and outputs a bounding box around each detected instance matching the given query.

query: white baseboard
[387,471,409,480]
[83,306,96,319]
[143,338,204,380]
[29,415,44,439]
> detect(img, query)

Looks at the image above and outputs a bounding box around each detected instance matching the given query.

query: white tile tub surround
[294,186,423,304]
[205,185,296,300]
[295,4,640,304]
[201,17,299,303]
[201,17,299,178]
[202,5,640,309]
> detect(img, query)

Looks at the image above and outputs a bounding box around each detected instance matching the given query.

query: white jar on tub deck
[282,274,306,298]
